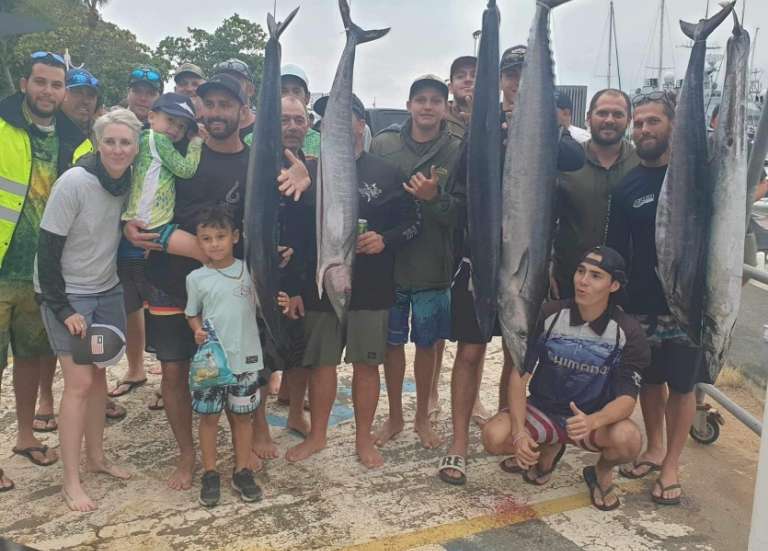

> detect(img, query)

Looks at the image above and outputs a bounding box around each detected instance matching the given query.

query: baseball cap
[196,73,248,105]
[579,246,628,286]
[212,58,253,84]
[281,64,310,93]
[409,74,449,100]
[500,45,527,73]
[555,91,574,111]
[450,55,477,80]
[71,324,126,368]
[129,65,163,92]
[66,68,99,91]
[312,93,366,120]
[174,62,205,82]
[151,93,198,131]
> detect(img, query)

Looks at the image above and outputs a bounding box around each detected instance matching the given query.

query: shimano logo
[633,194,655,208]
[547,350,609,376]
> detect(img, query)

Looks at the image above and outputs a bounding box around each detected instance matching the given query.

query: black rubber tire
[689,417,720,445]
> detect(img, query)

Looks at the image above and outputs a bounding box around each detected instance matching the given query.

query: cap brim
[410,80,449,98]
[174,71,204,82]
[67,83,98,91]
[197,82,245,104]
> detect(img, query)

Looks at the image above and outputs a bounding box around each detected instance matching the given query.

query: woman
[36,108,141,512]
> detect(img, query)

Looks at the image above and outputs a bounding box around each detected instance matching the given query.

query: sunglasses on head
[214,60,251,77]
[631,90,677,108]
[31,51,66,66]
[130,68,161,82]
[68,71,99,88]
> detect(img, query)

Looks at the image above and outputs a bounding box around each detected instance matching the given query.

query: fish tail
[536,0,573,9]
[731,10,743,35]
[339,0,390,44]
[268,6,299,39]
[680,0,734,41]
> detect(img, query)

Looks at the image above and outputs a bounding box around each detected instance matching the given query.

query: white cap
[281,64,309,91]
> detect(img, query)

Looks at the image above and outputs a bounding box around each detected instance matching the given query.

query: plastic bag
[189,319,237,391]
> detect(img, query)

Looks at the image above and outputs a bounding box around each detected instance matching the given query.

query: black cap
[555,91,573,111]
[579,246,628,286]
[197,73,247,105]
[450,55,477,80]
[409,74,449,100]
[500,45,527,73]
[312,93,366,120]
[71,324,126,368]
[151,93,198,131]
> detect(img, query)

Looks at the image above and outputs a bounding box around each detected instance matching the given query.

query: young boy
[185,206,264,507]
[123,92,207,262]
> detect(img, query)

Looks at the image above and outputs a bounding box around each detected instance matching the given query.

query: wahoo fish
[703,13,750,381]
[498,0,571,370]
[467,0,501,341]
[655,1,734,345]
[244,7,299,354]
[316,0,389,321]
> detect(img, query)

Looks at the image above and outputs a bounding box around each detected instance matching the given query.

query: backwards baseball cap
[174,62,205,82]
[212,58,253,84]
[312,93,366,120]
[281,64,310,93]
[196,73,248,105]
[71,324,126,368]
[151,92,198,131]
[450,55,477,80]
[555,91,573,111]
[500,45,527,73]
[66,68,99,91]
[129,65,163,92]
[579,246,628,287]
[409,74,449,100]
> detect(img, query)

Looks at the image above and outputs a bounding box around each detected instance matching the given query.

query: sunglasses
[130,68,161,82]
[213,60,252,79]
[67,71,100,88]
[31,51,66,66]
[631,90,677,108]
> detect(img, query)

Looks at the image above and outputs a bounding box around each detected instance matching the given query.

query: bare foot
[62,486,97,513]
[414,420,443,449]
[248,452,265,473]
[374,417,404,447]
[471,401,491,427]
[267,371,282,396]
[167,454,194,490]
[86,459,132,480]
[148,364,162,376]
[287,413,311,437]
[252,432,280,459]
[285,437,326,463]
[356,434,384,469]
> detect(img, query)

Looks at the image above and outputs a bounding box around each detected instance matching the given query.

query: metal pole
[697,384,762,436]
[607,1,614,88]
[744,264,768,285]
[658,0,665,86]
[612,2,622,90]
[748,383,768,550]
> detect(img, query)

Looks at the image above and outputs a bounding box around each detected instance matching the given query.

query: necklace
[212,261,244,280]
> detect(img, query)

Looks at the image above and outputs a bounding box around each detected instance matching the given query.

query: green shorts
[0,279,54,370]
[302,309,389,368]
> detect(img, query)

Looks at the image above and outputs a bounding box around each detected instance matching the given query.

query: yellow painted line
[340,479,645,551]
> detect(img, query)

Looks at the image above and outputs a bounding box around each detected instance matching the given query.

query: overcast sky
[103,0,768,109]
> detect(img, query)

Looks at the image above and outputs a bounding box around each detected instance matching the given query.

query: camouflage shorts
[0,279,54,371]
[630,313,695,348]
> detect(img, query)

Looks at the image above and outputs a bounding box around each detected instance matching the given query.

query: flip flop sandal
[108,378,147,398]
[499,456,525,474]
[523,444,566,486]
[619,460,661,479]
[583,465,621,511]
[32,413,58,433]
[12,445,58,467]
[105,401,127,421]
[0,469,15,492]
[148,393,165,411]
[437,455,466,486]
[651,479,683,505]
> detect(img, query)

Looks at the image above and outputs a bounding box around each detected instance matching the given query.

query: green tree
[155,14,267,96]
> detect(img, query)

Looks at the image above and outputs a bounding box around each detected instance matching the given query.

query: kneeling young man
[482,247,650,510]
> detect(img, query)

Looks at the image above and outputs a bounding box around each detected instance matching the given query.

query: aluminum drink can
[357,219,368,235]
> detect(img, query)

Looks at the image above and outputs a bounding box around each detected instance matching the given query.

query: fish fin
[338,0,390,44]
[486,0,497,7]
[680,0,733,41]
[268,6,299,39]
[515,248,530,288]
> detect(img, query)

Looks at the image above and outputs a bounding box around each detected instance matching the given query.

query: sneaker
[231,468,262,503]
[199,470,220,508]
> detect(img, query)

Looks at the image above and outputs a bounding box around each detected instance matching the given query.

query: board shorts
[302,309,389,367]
[144,283,197,363]
[117,254,150,315]
[387,286,451,348]
[0,279,53,370]
[40,285,126,357]
[192,370,262,415]
[450,259,502,344]
[631,313,703,393]
[503,402,601,453]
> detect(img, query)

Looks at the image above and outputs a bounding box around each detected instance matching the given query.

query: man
[556,91,591,144]
[0,51,87,476]
[482,247,650,511]
[552,88,639,300]
[211,58,257,139]
[281,64,321,159]
[370,74,462,449]
[125,73,309,489]
[173,62,205,116]
[440,45,585,485]
[445,55,476,138]
[126,64,163,124]
[61,68,99,135]
[283,94,421,466]
[607,91,699,506]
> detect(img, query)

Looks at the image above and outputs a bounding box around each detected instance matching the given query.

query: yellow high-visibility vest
[0,117,32,269]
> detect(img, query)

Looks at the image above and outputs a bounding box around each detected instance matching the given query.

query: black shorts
[145,312,197,363]
[118,258,150,314]
[644,341,703,394]
[450,260,500,345]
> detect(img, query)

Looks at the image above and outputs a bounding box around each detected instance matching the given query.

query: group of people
[1,43,763,515]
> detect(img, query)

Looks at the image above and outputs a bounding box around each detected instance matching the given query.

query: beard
[204,116,239,139]
[26,94,56,119]
[590,124,626,146]
[636,136,670,161]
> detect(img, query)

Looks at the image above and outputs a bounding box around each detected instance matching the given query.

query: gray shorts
[40,285,127,356]
[302,309,389,368]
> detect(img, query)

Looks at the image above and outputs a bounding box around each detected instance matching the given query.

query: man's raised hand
[278,149,311,201]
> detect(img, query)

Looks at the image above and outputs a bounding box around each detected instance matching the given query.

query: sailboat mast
[658,0,665,85]
[607,1,614,88]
